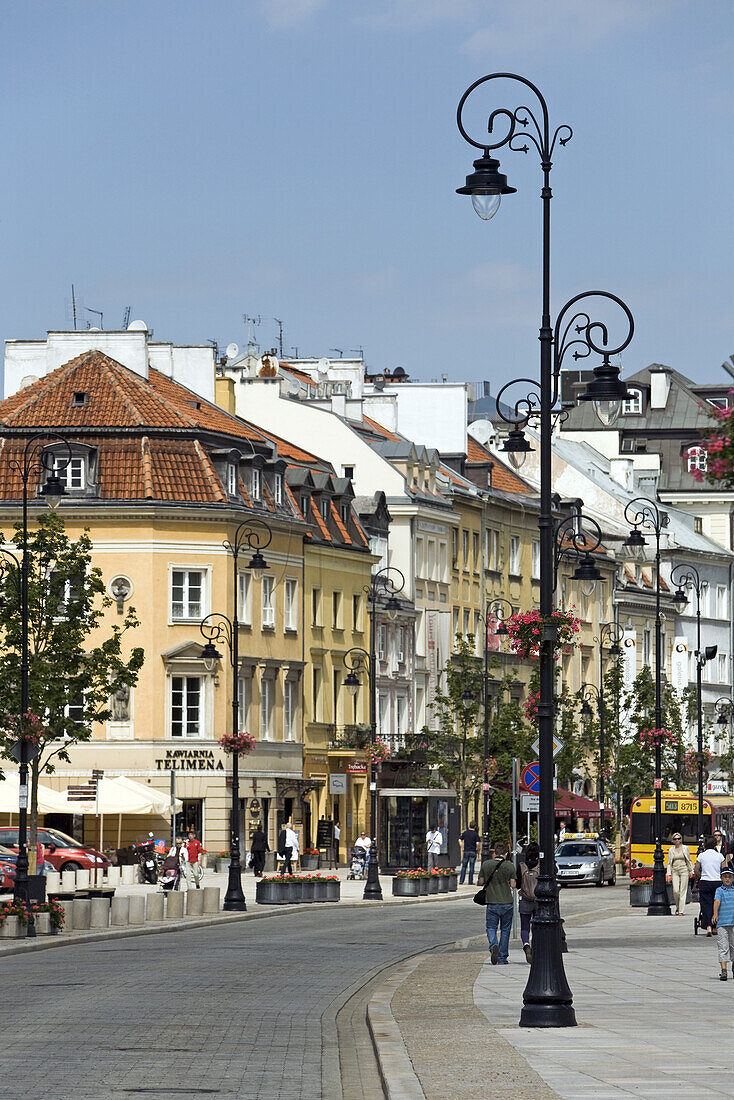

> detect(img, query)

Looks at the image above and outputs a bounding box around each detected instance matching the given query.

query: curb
[0,888,472,959]
[367,957,426,1100]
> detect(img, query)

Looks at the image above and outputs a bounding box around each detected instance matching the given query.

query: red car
[0,827,110,873]
[0,859,14,891]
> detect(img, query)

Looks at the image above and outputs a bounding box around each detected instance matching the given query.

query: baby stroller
[159,855,181,891]
[347,846,367,880]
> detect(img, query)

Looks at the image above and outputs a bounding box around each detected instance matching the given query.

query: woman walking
[666,832,694,914]
[695,836,725,936]
[517,842,539,963]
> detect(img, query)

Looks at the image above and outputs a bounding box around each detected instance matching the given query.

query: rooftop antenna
[722,355,734,382]
[329,348,343,358]
[273,318,284,358]
[86,307,103,330]
[71,284,78,330]
[122,306,131,329]
[347,347,364,359]
[208,339,219,361]
[243,314,261,353]
[290,346,299,359]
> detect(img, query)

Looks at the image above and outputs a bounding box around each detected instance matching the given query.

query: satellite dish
[127,319,148,331]
[317,357,330,377]
[288,380,300,395]
[88,326,101,332]
[226,343,239,360]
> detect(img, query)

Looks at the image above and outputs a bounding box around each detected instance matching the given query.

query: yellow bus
[629,790,712,876]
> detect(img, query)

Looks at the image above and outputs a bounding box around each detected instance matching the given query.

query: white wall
[365,383,469,455]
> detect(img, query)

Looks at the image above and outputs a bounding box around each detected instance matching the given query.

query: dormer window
[300,494,310,517]
[320,499,330,521]
[274,473,283,505]
[622,388,643,415]
[687,446,707,473]
[71,391,88,408]
[49,455,85,491]
[341,503,350,526]
[250,468,261,501]
[227,464,237,496]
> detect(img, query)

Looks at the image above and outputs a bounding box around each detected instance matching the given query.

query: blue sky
[2,0,733,391]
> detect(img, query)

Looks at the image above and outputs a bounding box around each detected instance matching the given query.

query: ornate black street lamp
[622,497,671,915]
[199,518,272,912]
[1,433,71,938]
[457,70,633,1028]
[343,566,404,901]
[671,564,718,840]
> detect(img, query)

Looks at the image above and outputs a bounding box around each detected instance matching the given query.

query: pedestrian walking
[182,828,203,889]
[714,865,734,980]
[277,825,292,875]
[285,821,300,872]
[714,829,731,867]
[459,820,480,884]
[477,841,516,965]
[250,825,268,877]
[666,832,694,915]
[334,821,341,866]
[354,830,371,867]
[426,825,442,871]
[518,842,540,963]
[695,836,725,936]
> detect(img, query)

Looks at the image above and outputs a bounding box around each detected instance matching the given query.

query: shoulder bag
[473,857,503,906]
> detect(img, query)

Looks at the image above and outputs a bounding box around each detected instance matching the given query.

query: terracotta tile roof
[280,363,315,386]
[467,437,490,463]
[330,500,352,545]
[466,436,530,494]
[254,426,321,464]
[309,498,332,541]
[361,415,401,441]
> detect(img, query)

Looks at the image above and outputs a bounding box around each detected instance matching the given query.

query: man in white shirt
[354,831,372,867]
[426,826,442,870]
[333,821,341,867]
[285,822,299,873]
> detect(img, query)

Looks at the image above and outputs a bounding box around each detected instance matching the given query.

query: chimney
[609,457,633,490]
[215,376,236,415]
[649,366,671,410]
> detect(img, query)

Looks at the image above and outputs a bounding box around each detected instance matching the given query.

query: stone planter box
[217,859,231,875]
[289,880,303,903]
[448,873,458,892]
[438,875,449,893]
[428,876,440,894]
[393,877,421,898]
[301,855,320,871]
[256,880,289,906]
[300,880,315,903]
[0,916,21,938]
[34,912,52,935]
[419,877,429,895]
[313,880,329,902]
[629,882,653,907]
[324,880,340,902]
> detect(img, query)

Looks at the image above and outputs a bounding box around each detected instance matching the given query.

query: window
[284,579,297,630]
[462,530,469,568]
[250,468,261,500]
[238,572,251,625]
[451,529,458,567]
[301,494,310,517]
[509,536,520,575]
[171,570,203,620]
[474,612,482,655]
[490,530,499,570]
[171,676,201,738]
[463,609,470,637]
[262,576,275,628]
[49,570,84,618]
[312,587,322,626]
[416,537,425,577]
[438,541,447,581]
[378,624,387,660]
[274,473,283,505]
[719,654,728,683]
[52,455,85,490]
[343,465,354,480]
[341,502,350,526]
[427,539,436,578]
[66,693,84,726]
[687,446,707,473]
[397,626,406,663]
[717,585,727,618]
[312,667,321,722]
[333,669,341,726]
[352,593,362,631]
[622,388,643,415]
[227,464,237,496]
[472,532,479,573]
[708,397,729,410]
[643,630,651,665]
[237,677,249,732]
[284,680,296,741]
[532,540,540,580]
[452,607,459,641]
[694,517,703,534]
[332,590,342,629]
[260,677,273,739]
[71,391,88,408]
[397,695,408,740]
[321,498,330,521]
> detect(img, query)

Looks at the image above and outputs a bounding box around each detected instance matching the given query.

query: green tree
[0,513,145,867]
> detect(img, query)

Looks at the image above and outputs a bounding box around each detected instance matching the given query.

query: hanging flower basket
[504,609,581,661]
[218,731,256,756]
[638,727,680,750]
[683,748,712,775]
[368,739,390,764]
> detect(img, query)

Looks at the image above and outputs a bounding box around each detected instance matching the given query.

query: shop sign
[346,762,367,774]
[155,748,224,771]
[329,774,347,794]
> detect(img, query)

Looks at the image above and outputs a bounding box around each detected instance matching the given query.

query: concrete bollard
[110,896,130,926]
[72,899,92,930]
[186,889,205,917]
[146,893,164,922]
[75,869,90,890]
[166,891,184,919]
[58,900,74,931]
[202,886,220,914]
[128,895,145,925]
[120,865,136,886]
[106,866,121,887]
[61,870,76,892]
[45,871,61,894]
[90,897,109,929]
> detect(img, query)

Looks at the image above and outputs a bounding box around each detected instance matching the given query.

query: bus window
[631,814,700,847]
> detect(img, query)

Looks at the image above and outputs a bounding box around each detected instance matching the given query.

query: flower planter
[448,873,458,892]
[313,880,329,902]
[289,880,303,903]
[301,855,320,871]
[256,879,288,906]
[438,875,449,893]
[393,877,421,897]
[217,859,231,875]
[0,916,21,938]
[428,876,440,894]
[324,880,340,902]
[629,882,653,907]
[419,877,429,895]
[300,881,315,903]
[34,913,52,935]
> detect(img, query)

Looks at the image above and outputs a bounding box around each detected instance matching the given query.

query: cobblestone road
[0,898,482,1100]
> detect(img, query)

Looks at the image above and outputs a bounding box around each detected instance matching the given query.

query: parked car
[0,828,110,873]
[0,859,14,891]
[0,843,55,876]
[555,835,616,887]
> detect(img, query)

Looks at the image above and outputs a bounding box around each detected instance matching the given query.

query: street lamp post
[671,564,718,841]
[3,434,71,937]
[345,566,404,901]
[457,71,632,1028]
[623,497,671,916]
[199,519,272,912]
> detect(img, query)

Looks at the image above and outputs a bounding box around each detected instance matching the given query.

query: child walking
[713,865,734,980]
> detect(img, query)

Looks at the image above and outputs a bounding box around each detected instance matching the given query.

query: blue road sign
[521,762,540,795]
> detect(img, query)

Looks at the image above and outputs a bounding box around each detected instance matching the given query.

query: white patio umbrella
[0,771,73,815]
[42,775,183,852]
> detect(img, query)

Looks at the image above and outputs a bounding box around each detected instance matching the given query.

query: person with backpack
[517,841,539,964]
[476,841,516,965]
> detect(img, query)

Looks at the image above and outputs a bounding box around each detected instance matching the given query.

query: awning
[554,788,608,819]
[44,775,182,815]
[0,772,72,814]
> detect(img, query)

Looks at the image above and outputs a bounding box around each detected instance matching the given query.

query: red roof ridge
[310,498,331,540]
[100,356,149,425]
[141,436,154,499]
[0,352,95,423]
[330,500,352,545]
[194,439,226,503]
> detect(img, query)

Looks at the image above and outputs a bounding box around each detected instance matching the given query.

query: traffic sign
[521,762,540,795]
[520,793,540,813]
[531,735,564,758]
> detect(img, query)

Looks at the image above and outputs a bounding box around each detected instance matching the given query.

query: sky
[2,0,733,393]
